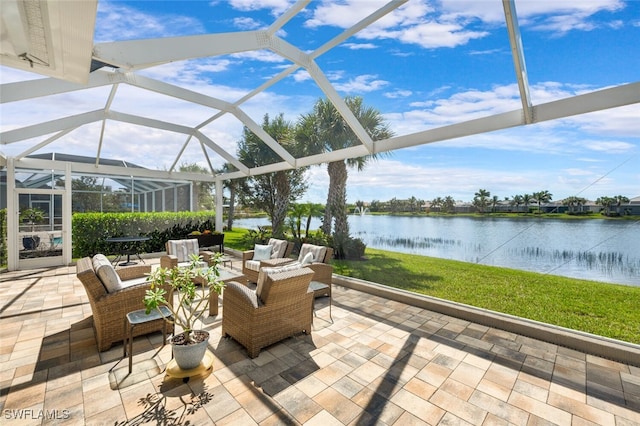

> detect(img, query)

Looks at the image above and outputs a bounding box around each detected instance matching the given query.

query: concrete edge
[332,274,640,368]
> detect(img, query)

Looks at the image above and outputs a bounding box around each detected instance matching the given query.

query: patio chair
[241,238,294,283]
[222,267,314,358]
[76,255,173,351]
[160,238,216,269]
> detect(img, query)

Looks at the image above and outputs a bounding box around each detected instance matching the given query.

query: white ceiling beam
[92,31,268,71]
[267,0,310,35]
[107,111,194,135]
[0,69,121,103]
[16,128,75,160]
[232,107,297,166]
[13,157,219,182]
[193,130,249,174]
[533,82,640,122]
[0,110,105,143]
[128,74,234,112]
[503,0,533,124]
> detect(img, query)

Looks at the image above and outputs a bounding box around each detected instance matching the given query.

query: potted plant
[144,253,224,370]
[20,207,45,250]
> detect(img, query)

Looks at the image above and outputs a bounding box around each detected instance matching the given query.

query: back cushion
[168,239,199,263]
[268,238,288,258]
[255,262,302,302]
[92,254,122,293]
[298,244,327,264]
[253,244,272,261]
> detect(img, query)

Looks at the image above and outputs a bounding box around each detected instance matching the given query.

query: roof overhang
[0,0,97,84]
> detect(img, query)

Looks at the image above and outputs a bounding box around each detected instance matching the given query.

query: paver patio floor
[1,258,639,425]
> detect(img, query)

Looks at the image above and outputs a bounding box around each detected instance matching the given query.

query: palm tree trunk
[332,161,349,237]
[226,183,235,231]
[322,162,339,236]
[272,171,290,237]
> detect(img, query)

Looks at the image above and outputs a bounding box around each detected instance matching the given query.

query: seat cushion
[168,239,199,262]
[268,238,288,258]
[92,254,122,293]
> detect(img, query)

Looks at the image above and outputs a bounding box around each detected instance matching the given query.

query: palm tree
[491,195,500,213]
[522,194,532,213]
[430,197,443,213]
[509,194,523,213]
[443,196,456,213]
[562,196,586,214]
[614,195,630,215]
[238,114,307,237]
[473,189,490,213]
[297,96,393,238]
[532,190,553,213]
[596,196,615,216]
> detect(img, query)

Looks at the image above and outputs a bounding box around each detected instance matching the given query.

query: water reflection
[234,216,640,286]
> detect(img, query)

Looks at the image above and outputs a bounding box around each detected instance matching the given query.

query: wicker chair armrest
[307,263,333,284]
[260,258,296,268]
[199,250,214,263]
[225,281,259,309]
[242,250,255,261]
[116,264,152,281]
[160,255,178,269]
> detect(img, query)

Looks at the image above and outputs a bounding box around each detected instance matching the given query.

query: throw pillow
[301,252,314,265]
[92,254,122,293]
[253,244,272,261]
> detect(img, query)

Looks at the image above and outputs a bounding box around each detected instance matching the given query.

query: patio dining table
[106,236,150,266]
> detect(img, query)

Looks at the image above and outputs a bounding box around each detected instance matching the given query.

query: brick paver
[1,259,639,425]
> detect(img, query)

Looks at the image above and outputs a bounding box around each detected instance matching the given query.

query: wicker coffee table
[208,268,245,316]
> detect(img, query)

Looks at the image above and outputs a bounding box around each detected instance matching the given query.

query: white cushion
[168,239,199,263]
[245,260,261,272]
[268,238,288,258]
[120,276,148,288]
[298,244,327,264]
[253,244,272,261]
[301,252,314,265]
[92,254,122,293]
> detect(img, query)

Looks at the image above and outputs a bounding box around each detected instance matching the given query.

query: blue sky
[2,0,639,204]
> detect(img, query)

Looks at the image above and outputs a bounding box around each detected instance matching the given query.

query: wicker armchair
[76,256,172,351]
[160,239,215,269]
[222,267,314,358]
[242,238,294,283]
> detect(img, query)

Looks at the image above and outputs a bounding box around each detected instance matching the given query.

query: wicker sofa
[222,267,314,358]
[76,256,171,351]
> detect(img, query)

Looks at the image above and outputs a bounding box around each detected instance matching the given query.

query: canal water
[233,215,640,286]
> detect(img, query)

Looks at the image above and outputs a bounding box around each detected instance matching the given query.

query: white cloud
[233,17,264,30]
[227,0,294,15]
[95,1,205,41]
[230,50,288,63]
[342,43,378,50]
[292,70,312,82]
[332,74,389,94]
[383,90,413,99]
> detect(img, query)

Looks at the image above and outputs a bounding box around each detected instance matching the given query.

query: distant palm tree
[509,194,524,213]
[297,96,392,238]
[532,190,553,213]
[491,195,500,213]
[443,196,456,213]
[473,189,490,213]
[563,196,586,214]
[522,194,532,213]
[614,195,630,215]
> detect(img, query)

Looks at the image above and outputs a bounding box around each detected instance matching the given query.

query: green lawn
[224,229,640,344]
